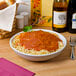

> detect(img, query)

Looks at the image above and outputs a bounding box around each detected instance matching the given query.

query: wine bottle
[52,0,67,33]
[67,0,76,33]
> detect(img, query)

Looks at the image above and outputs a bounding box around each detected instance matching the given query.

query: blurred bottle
[52,0,67,33]
[67,0,76,33]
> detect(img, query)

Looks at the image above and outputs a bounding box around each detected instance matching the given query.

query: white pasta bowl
[10,29,67,61]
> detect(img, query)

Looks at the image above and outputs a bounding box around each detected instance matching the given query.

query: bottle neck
[54,0,67,2]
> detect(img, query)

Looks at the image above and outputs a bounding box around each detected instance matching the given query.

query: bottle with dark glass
[52,0,67,33]
[67,0,76,33]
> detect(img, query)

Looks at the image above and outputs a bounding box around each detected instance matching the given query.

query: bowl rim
[10,29,67,57]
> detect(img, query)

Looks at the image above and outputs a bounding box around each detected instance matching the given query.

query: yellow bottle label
[67,0,69,3]
[53,11,67,28]
[31,0,53,26]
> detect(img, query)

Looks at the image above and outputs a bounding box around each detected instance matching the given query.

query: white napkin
[0,3,16,32]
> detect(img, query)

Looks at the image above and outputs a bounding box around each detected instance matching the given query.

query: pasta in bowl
[10,29,67,61]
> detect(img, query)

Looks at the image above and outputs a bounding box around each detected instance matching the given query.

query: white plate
[10,29,67,61]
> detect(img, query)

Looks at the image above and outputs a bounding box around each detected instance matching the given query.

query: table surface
[0,26,76,76]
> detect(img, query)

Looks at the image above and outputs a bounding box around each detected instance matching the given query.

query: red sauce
[19,31,61,51]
